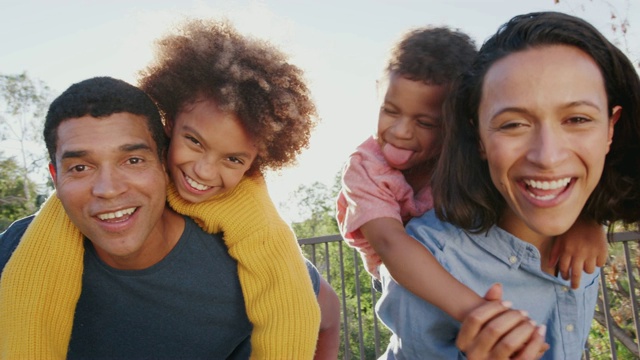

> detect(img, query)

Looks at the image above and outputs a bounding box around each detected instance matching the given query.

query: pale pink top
[336,136,433,279]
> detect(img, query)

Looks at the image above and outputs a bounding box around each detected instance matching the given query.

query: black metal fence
[299,232,640,359]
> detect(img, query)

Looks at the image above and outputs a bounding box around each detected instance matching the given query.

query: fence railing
[299,232,640,360]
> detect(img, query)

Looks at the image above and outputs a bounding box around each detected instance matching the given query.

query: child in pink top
[336,26,609,322]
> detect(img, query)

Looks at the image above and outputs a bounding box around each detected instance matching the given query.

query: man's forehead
[56,113,157,156]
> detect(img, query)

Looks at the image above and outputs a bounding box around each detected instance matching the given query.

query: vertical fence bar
[622,241,640,356]
[371,285,381,357]
[353,248,366,359]
[600,268,619,360]
[337,241,351,359]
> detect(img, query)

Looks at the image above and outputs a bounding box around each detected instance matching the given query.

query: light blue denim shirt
[376,210,599,360]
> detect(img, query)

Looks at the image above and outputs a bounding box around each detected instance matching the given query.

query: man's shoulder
[0,215,35,272]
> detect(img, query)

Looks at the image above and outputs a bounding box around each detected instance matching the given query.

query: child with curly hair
[337,26,608,323]
[1,19,323,359]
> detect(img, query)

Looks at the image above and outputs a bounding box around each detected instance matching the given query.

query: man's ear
[48,163,58,189]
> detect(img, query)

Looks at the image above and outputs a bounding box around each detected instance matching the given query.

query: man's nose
[92,167,127,198]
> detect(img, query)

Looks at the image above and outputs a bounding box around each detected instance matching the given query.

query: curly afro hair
[386,26,477,85]
[138,18,317,174]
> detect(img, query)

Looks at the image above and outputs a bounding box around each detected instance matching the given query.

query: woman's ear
[473,118,487,160]
[607,106,622,152]
[478,141,487,160]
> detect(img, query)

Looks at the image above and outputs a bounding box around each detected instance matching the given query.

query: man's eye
[71,165,87,172]
[127,157,143,165]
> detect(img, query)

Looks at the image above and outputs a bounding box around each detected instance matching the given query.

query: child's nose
[390,118,413,140]
[194,156,219,181]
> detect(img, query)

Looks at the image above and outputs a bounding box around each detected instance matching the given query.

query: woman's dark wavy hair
[433,11,640,233]
[138,18,317,175]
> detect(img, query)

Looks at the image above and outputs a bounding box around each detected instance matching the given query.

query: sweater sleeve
[167,175,321,359]
[0,193,83,359]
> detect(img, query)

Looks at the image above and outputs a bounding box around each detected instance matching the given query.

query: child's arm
[0,194,84,358]
[550,217,607,289]
[361,217,485,322]
[167,176,321,359]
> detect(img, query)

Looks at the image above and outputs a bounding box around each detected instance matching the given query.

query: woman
[376,11,640,360]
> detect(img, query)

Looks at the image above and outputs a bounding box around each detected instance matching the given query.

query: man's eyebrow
[60,143,153,161]
[60,150,87,160]
[121,143,154,153]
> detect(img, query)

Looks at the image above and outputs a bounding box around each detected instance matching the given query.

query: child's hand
[456,284,549,360]
[550,218,607,289]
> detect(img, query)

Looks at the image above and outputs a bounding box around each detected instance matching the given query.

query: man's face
[50,112,170,269]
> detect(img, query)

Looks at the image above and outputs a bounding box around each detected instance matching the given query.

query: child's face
[477,45,618,242]
[377,73,447,174]
[166,99,258,203]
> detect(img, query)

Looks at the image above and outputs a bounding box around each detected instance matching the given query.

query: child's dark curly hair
[387,26,477,85]
[138,18,317,174]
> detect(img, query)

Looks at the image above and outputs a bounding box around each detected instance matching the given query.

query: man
[0,77,338,358]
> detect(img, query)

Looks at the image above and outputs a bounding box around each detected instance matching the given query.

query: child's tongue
[382,143,413,167]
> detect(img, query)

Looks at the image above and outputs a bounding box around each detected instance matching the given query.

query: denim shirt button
[566,324,575,332]
[562,286,569,292]
[508,255,518,264]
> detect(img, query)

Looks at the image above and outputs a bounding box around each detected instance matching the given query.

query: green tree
[0,72,54,214]
[0,156,41,231]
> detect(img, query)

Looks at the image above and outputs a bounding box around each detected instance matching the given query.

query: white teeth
[524,178,571,190]
[97,207,136,220]
[185,175,211,191]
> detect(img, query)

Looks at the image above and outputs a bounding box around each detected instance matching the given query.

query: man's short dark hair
[44,76,167,167]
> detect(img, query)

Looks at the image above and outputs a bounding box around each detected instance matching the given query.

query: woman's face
[477,45,619,242]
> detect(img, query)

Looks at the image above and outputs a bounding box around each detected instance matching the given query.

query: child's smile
[167,98,258,203]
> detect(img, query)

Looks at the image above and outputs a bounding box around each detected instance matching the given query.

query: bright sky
[2,0,638,222]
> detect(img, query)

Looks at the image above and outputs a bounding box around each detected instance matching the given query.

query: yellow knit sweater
[0,175,320,359]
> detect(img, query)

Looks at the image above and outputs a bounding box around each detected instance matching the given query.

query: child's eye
[382,107,399,115]
[228,156,245,165]
[417,119,439,129]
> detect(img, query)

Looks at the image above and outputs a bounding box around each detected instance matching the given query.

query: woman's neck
[498,210,557,276]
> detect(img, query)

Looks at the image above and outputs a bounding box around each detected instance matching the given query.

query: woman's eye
[186,135,201,146]
[499,122,525,130]
[566,116,591,124]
